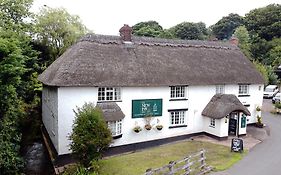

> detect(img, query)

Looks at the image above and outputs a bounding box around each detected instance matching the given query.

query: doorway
[229,112,238,136]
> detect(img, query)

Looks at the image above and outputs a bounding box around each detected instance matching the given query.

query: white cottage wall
[51,84,263,155]
[219,118,229,137]
[112,86,193,147]
[42,86,58,151]
[57,87,98,155]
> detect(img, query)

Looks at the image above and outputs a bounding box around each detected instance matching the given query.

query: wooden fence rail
[144,149,212,175]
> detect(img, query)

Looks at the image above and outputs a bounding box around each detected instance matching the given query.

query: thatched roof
[96,102,125,122]
[38,34,264,87]
[202,94,251,119]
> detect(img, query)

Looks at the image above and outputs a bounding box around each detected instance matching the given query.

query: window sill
[112,134,122,139]
[238,95,250,97]
[169,125,187,129]
[97,100,122,103]
[169,98,188,101]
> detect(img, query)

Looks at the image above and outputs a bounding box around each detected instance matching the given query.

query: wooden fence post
[168,161,175,175]
[143,150,212,175]
[145,168,153,175]
[200,149,205,169]
[184,156,190,175]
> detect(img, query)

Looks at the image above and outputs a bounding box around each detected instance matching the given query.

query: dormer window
[98,87,121,101]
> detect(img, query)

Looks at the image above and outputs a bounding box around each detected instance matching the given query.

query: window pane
[171,112,174,124]
[114,88,121,100]
[108,120,122,136]
[216,85,224,94]
[239,85,249,95]
[98,87,122,101]
[170,111,186,126]
[171,86,186,98]
[98,88,105,101]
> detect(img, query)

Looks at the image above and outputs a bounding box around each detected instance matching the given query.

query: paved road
[212,99,281,175]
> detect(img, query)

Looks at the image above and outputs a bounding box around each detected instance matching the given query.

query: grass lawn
[98,140,246,175]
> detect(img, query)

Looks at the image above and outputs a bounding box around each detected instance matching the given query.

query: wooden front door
[229,112,238,136]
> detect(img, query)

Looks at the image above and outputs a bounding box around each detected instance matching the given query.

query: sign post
[231,138,244,152]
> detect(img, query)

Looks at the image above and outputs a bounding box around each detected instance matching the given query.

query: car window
[265,88,274,92]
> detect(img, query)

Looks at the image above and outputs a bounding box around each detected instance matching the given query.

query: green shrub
[0,116,24,174]
[63,164,90,175]
[69,103,112,166]
[275,102,281,109]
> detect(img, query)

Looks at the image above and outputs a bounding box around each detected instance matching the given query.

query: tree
[267,65,279,85]
[211,13,244,40]
[34,7,88,63]
[0,0,33,32]
[250,35,272,64]
[271,46,281,67]
[245,4,281,41]
[254,61,269,85]
[69,103,112,166]
[171,22,208,40]
[158,29,175,39]
[0,0,41,173]
[233,26,252,59]
[132,20,166,38]
[0,29,28,175]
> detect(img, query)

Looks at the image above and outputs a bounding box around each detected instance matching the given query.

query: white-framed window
[170,86,186,99]
[216,85,225,94]
[238,85,249,95]
[170,111,186,126]
[210,118,216,128]
[98,87,121,101]
[107,120,122,137]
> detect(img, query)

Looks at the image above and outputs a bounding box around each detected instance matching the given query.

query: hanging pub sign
[132,99,162,118]
[231,138,244,152]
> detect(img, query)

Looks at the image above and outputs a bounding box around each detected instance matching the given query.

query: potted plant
[255,115,264,128]
[155,119,163,130]
[133,126,142,133]
[145,124,152,130]
[156,124,163,130]
[144,116,153,131]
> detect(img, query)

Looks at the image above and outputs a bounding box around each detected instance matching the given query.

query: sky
[32,0,281,35]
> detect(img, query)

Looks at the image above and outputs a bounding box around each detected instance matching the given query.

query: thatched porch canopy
[202,94,250,119]
[96,102,125,122]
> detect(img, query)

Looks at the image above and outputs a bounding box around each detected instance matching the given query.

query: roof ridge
[79,33,238,50]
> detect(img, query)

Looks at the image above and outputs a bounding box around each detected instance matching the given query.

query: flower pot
[156,125,163,130]
[134,129,140,133]
[255,123,264,128]
[145,124,152,130]
[156,127,163,131]
[133,126,142,133]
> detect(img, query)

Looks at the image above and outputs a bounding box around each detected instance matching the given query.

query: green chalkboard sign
[241,114,246,128]
[132,99,162,118]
